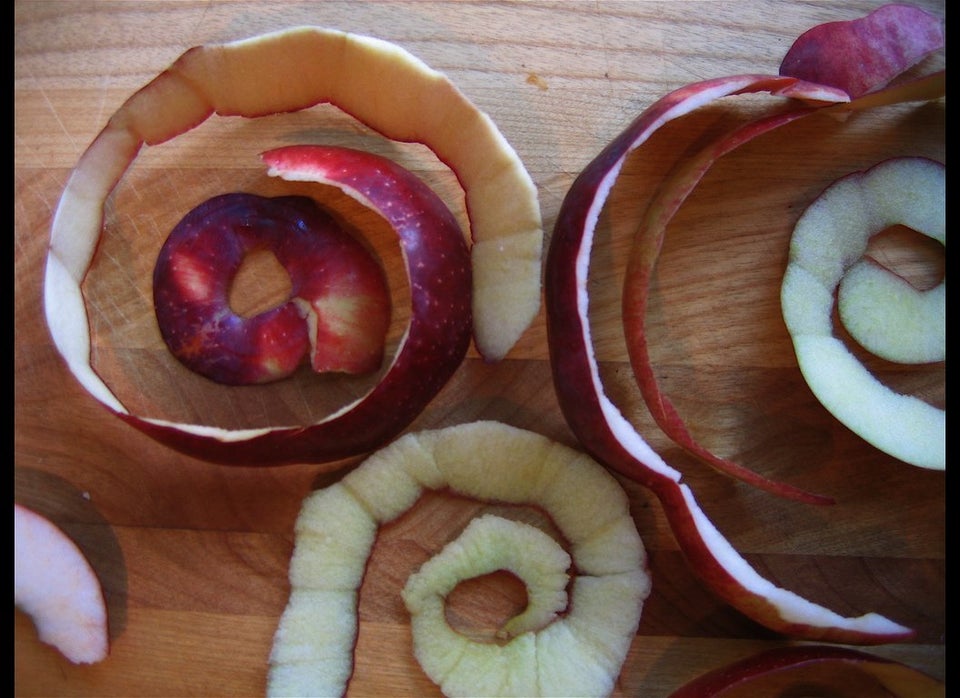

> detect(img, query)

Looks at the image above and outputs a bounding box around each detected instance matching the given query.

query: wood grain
[15,2,944,696]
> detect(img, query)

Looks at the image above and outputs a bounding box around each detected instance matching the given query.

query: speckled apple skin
[153,192,390,385]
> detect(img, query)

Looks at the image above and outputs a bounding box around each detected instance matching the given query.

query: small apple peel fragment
[14,504,109,665]
[780,3,945,98]
[781,157,945,470]
[668,644,944,698]
[268,421,650,698]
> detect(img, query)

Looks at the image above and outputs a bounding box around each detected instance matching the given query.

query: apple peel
[780,3,945,99]
[152,192,391,385]
[622,105,831,506]
[14,503,109,665]
[47,26,540,361]
[547,66,943,642]
[668,644,944,698]
[782,156,945,470]
[268,421,650,698]
[44,25,541,465]
[121,145,472,465]
[622,74,946,496]
[547,74,849,502]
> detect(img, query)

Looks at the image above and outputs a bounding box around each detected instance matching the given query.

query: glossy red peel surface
[124,146,471,466]
[153,192,390,385]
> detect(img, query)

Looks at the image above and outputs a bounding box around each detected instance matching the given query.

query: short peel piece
[780,3,945,98]
[152,192,391,385]
[14,504,109,665]
[44,25,541,465]
[781,156,945,470]
[268,421,650,698]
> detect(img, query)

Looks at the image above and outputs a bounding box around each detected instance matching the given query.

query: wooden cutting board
[15,2,944,695]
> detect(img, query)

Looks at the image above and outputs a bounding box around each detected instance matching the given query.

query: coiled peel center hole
[229,249,293,318]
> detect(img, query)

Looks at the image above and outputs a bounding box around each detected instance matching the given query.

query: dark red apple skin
[125,146,471,466]
[546,74,822,497]
[667,644,941,697]
[153,193,392,385]
[545,75,914,645]
[621,106,835,507]
[780,3,944,99]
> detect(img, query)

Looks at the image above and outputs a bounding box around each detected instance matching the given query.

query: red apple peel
[153,192,391,385]
[622,74,946,487]
[668,645,944,697]
[14,504,109,665]
[547,64,942,642]
[780,3,945,99]
[120,146,471,465]
[44,25,540,467]
[548,74,846,504]
[622,105,831,507]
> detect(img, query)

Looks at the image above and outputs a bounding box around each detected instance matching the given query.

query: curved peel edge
[622,103,833,505]
[667,484,913,642]
[548,74,844,502]
[780,3,945,99]
[546,72,935,643]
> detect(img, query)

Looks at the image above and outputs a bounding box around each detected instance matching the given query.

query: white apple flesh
[269,421,650,698]
[781,156,945,470]
[14,504,109,665]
